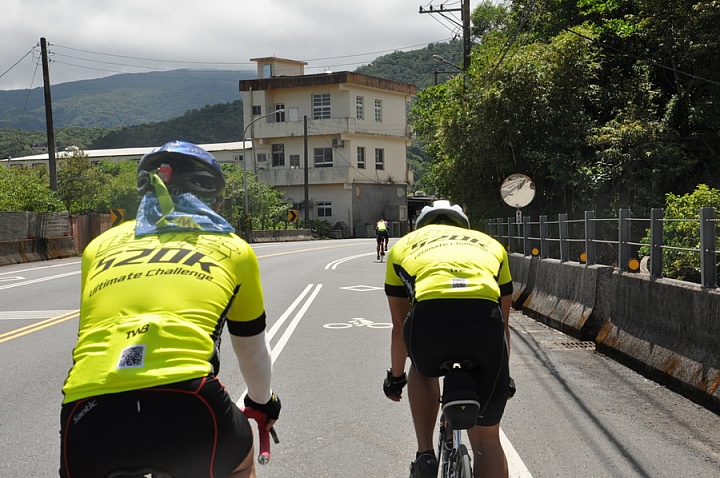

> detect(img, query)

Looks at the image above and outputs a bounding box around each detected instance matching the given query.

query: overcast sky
[1,0,462,91]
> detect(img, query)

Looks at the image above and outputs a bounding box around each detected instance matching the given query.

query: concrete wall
[509,253,720,413]
[0,211,316,265]
[248,229,314,242]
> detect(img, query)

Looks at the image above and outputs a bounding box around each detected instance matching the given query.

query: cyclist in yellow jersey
[60,141,280,478]
[375,216,390,259]
[382,200,513,478]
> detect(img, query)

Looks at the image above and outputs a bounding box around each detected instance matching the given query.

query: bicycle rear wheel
[454,444,472,478]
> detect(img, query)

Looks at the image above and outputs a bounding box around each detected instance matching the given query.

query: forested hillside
[0,69,253,130]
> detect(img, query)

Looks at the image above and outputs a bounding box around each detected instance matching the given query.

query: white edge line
[501,428,533,477]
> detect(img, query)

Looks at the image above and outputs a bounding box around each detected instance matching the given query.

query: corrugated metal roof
[2,141,249,163]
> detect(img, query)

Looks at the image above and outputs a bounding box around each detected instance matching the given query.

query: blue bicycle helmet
[415,200,470,229]
[137,141,226,206]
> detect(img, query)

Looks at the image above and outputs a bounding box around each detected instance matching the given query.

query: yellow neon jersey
[384,224,512,303]
[62,220,265,403]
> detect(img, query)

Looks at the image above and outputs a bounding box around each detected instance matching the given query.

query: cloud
[1,0,454,90]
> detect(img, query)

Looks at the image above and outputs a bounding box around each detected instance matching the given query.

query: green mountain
[0,69,254,130]
[1,41,462,158]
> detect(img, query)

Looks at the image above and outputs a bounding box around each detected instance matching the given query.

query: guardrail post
[507,216,514,251]
[584,210,595,265]
[540,215,548,259]
[650,208,664,278]
[523,215,531,256]
[700,207,717,288]
[559,213,569,262]
[619,209,631,271]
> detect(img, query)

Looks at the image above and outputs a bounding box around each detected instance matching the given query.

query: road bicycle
[106,405,278,478]
[436,360,480,478]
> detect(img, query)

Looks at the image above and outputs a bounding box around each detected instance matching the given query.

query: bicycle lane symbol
[323,318,392,329]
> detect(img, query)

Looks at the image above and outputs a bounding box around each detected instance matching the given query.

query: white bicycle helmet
[415,200,470,229]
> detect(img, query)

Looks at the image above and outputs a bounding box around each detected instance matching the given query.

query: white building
[239,57,416,237]
[0,142,248,168]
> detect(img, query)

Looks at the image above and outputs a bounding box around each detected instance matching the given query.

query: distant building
[239,57,416,237]
[1,142,249,169]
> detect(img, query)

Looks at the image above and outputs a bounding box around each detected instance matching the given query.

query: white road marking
[0,310,77,320]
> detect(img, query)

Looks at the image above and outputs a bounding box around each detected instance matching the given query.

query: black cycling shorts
[60,375,252,478]
[403,298,510,427]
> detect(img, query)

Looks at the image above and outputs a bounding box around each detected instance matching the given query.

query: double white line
[266,283,322,361]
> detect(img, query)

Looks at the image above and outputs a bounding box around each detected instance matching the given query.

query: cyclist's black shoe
[377,255,380,260]
[409,451,438,478]
[381,250,385,256]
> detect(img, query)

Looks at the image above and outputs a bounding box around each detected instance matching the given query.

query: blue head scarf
[135,171,234,236]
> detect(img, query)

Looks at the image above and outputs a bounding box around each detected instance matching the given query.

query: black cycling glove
[244,392,282,420]
[508,376,517,398]
[383,368,407,398]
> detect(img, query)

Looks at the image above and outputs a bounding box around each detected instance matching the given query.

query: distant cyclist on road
[375,216,390,260]
[382,200,513,478]
[60,141,281,478]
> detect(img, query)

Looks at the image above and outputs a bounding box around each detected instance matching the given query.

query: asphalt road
[1,239,719,477]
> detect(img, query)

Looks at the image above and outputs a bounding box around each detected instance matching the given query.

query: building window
[317,201,333,218]
[252,105,262,115]
[290,154,300,169]
[375,148,384,170]
[314,147,333,167]
[313,93,331,119]
[356,96,364,120]
[275,104,285,122]
[357,147,366,169]
[272,144,285,167]
[233,155,242,162]
[257,153,267,163]
[374,99,382,122]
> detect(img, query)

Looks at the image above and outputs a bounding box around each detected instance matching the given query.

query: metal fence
[486,207,718,288]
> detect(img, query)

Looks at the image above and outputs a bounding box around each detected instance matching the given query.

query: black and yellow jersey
[384,224,512,303]
[62,220,265,404]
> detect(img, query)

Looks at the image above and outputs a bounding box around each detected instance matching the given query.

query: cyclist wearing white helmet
[383,200,513,478]
[60,141,280,478]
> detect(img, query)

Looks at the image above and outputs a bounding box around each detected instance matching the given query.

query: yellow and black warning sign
[110,208,125,227]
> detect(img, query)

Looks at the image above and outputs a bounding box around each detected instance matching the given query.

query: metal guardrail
[486,207,718,288]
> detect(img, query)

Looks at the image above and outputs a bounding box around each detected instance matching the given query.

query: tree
[96,159,142,219]
[640,184,720,283]
[0,166,65,212]
[56,151,113,214]
[220,164,287,232]
[412,26,602,220]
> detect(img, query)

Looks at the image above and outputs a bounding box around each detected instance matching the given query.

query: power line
[0,49,35,80]
[565,27,720,87]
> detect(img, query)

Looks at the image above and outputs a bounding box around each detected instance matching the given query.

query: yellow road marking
[0,310,78,344]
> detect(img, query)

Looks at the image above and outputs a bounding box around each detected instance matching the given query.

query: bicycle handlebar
[240,406,280,465]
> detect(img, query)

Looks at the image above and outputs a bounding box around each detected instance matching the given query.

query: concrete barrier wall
[248,229,315,242]
[0,236,77,266]
[508,253,720,413]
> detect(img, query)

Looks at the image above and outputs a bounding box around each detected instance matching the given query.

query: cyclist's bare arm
[387,296,412,383]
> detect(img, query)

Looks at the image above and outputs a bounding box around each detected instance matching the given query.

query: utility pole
[40,37,58,191]
[419,0,472,71]
[303,115,309,225]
